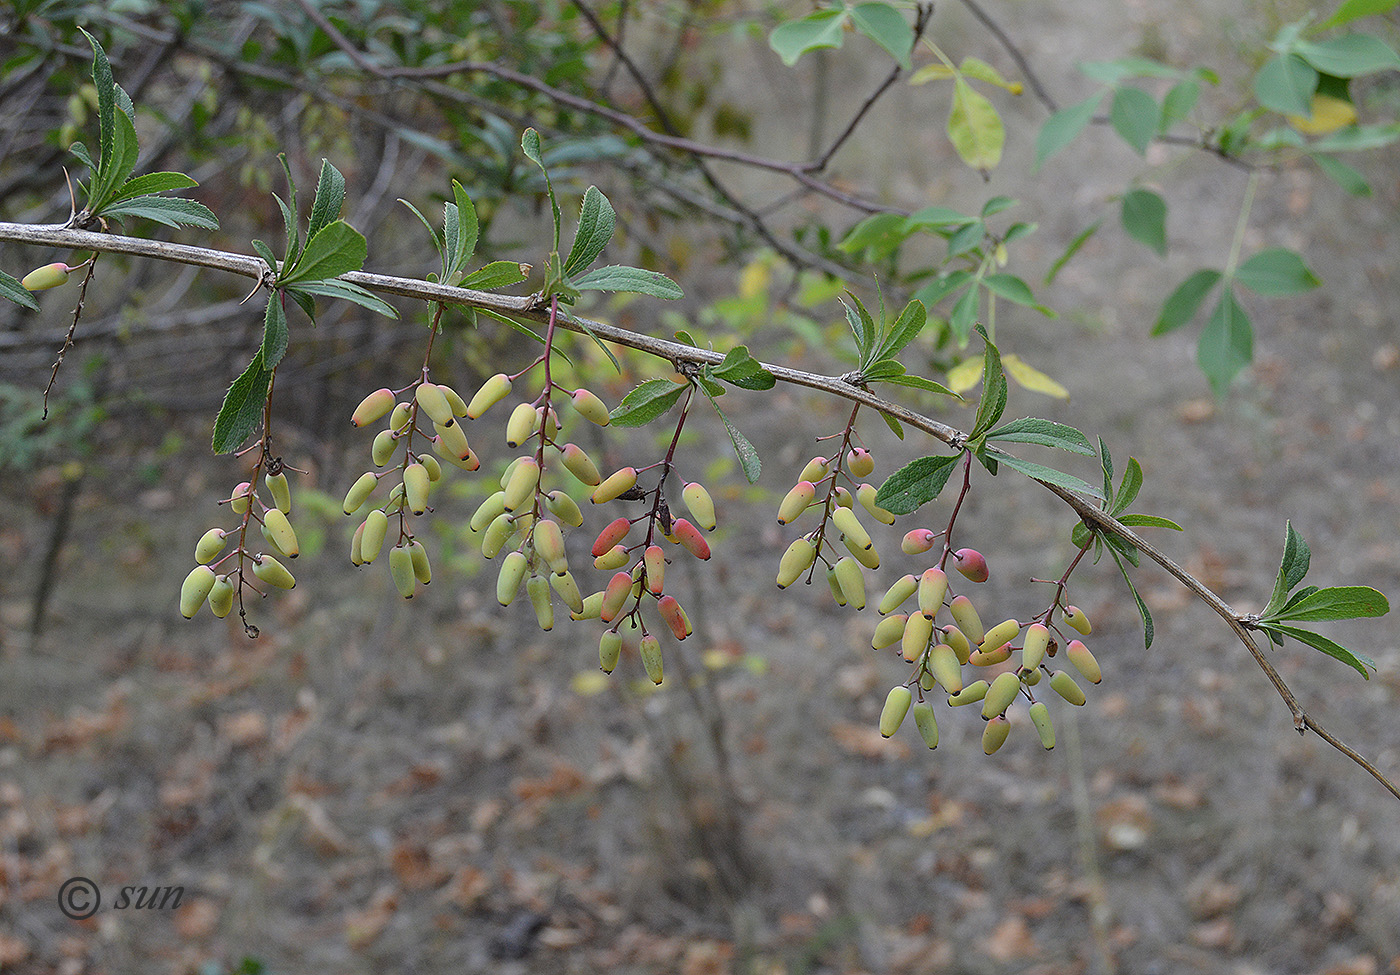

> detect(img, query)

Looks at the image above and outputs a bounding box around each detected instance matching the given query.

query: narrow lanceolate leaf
[1234,247,1320,296]
[948,77,1004,172]
[0,270,41,311]
[1262,520,1311,616]
[99,195,218,229]
[712,345,776,389]
[280,220,366,285]
[981,273,1037,306]
[306,159,346,243]
[446,179,479,278]
[986,417,1095,455]
[609,378,687,427]
[875,454,959,515]
[1294,34,1400,77]
[1153,269,1223,335]
[1110,547,1154,648]
[79,28,119,190]
[1121,188,1167,255]
[1046,219,1102,284]
[105,172,198,204]
[571,265,682,299]
[996,455,1105,499]
[212,351,271,454]
[704,390,762,483]
[521,128,561,252]
[969,326,1007,439]
[459,260,529,291]
[1002,354,1069,399]
[874,299,927,362]
[1264,586,1390,622]
[1098,436,1115,505]
[1261,623,1374,678]
[841,295,876,362]
[878,373,960,397]
[564,186,616,278]
[1035,93,1103,170]
[1110,457,1143,515]
[1319,0,1400,29]
[1197,289,1253,397]
[261,293,289,370]
[1117,513,1184,530]
[288,279,399,319]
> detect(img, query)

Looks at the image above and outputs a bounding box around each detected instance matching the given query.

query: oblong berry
[505,402,537,449]
[1066,640,1102,684]
[1064,604,1093,636]
[928,642,963,695]
[672,518,711,560]
[856,483,895,525]
[527,575,553,631]
[902,611,934,663]
[574,590,605,621]
[912,702,939,749]
[230,481,253,515]
[879,686,913,738]
[941,624,972,664]
[343,471,379,515]
[799,455,829,483]
[180,565,218,618]
[415,382,455,427]
[830,505,871,551]
[466,373,512,419]
[1029,701,1056,750]
[1020,623,1051,674]
[208,574,235,619]
[503,457,540,512]
[826,566,846,607]
[403,462,431,516]
[947,679,989,707]
[1050,670,1087,706]
[550,570,584,614]
[471,492,508,533]
[594,545,630,571]
[360,509,389,564]
[969,645,1013,667]
[982,671,1022,720]
[534,518,568,574]
[591,467,638,504]
[265,471,292,514]
[21,262,71,292]
[833,557,866,610]
[948,595,984,645]
[871,613,908,650]
[352,388,397,427]
[600,571,634,623]
[953,547,989,583]
[599,629,623,673]
[775,538,816,588]
[481,513,513,559]
[390,544,416,598]
[640,634,664,684]
[847,447,874,478]
[371,429,397,467]
[643,545,666,595]
[980,618,1021,654]
[917,568,949,617]
[902,529,936,555]
[681,481,716,531]
[982,715,1011,755]
[592,517,632,557]
[658,594,689,640]
[570,387,611,426]
[545,490,583,528]
[409,540,432,585]
[263,507,299,558]
[879,574,918,615]
[496,551,528,606]
[776,481,815,525]
[560,444,601,486]
[253,555,296,590]
[433,419,472,462]
[195,528,228,565]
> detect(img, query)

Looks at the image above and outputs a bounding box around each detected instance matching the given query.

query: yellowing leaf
[1003,354,1070,399]
[1288,94,1357,135]
[946,357,984,394]
[960,57,1023,94]
[738,258,771,299]
[571,671,611,696]
[910,63,956,85]
[948,78,1004,172]
[702,649,733,670]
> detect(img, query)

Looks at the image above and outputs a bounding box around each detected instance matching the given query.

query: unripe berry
[671,518,711,560]
[385,482,406,512]
[969,645,1013,666]
[360,509,389,563]
[600,570,634,623]
[505,402,537,449]
[947,679,989,707]
[1022,666,1042,686]
[775,537,817,588]
[912,702,939,749]
[343,471,379,515]
[352,388,397,427]
[409,540,432,585]
[799,455,830,483]
[856,483,896,525]
[466,373,512,419]
[590,467,637,505]
[545,490,583,528]
[1020,623,1050,674]
[902,529,937,555]
[982,715,1011,754]
[879,686,913,738]
[941,624,972,664]
[640,633,665,684]
[570,387,611,426]
[980,618,1021,654]
[534,518,568,574]
[350,521,366,566]
[871,613,908,650]
[574,590,605,621]
[928,642,964,695]
[681,481,716,531]
[527,574,554,630]
[776,481,815,525]
[826,565,847,606]
[195,528,228,564]
[253,555,296,590]
[919,663,937,692]
[593,517,632,557]
[1066,640,1102,683]
[208,574,235,619]
[21,262,72,291]
[658,594,690,640]
[599,629,623,673]
[403,463,431,515]
[503,457,540,512]
[470,492,508,532]
[847,447,874,478]
[643,545,666,594]
[832,485,854,509]
[230,481,253,514]
[879,574,918,615]
[441,384,469,417]
[420,454,442,482]
[1029,701,1056,749]
[436,444,480,470]
[496,551,528,606]
[831,505,872,551]
[415,382,456,427]
[560,443,601,486]
[180,565,218,618]
[953,547,989,583]
[833,557,866,610]
[983,671,1022,720]
[481,513,513,559]
[594,545,630,571]
[262,507,299,558]
[917,567,949,617]
[433,419,473,462]
[948,595,984,644]
[390,544,416,598]
[265,471,292,514]
[902,611,934,663]
[389,402,413,431]
[371,429,397,467]
[1049,670,1087,706]
[1063,604,1093,636]
[549,570,584,614]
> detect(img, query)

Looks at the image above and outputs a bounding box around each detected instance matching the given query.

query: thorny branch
[3,218,1393,803]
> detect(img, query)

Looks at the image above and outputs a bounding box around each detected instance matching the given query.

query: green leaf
[969,327,1007,440]
[949,287,979,342]
[904,206,978,230]
[1110,547,1155,648]
[712,345,776,389]
[1046,219,1101,284]
[1160,80,1201,130]
[704,391,762,484]
[287,279,399,319]
[306,159,345,243]
[400,198,444,271]
[1310,153,1372,196]
[841,294,876,362]
[1261,623,1373,677]
[79,28,117,192]
[1295,35,1400,76]
[0,269,41,311]
[250,239,279,273]
[912,270,974,308]
[1035,93,1102,170]
[1110,86,1161,154]
[458,261,529,291]
[280,220,366,285]
[1265,585,1389,622]
[948,77,1004,171]
[1235,247,1320,295]
[105,171,198,204]
[985,417,1095,455]
[1254,55,1318,115]
[572,265,682,299]
[1111,457,1143,515]
[1116,513,1184,530]
[862,360,906,382]
[996,455,1105,499]
[212,350,270,454]
[447,180,479,279]
[564,186,616,278]
[1319,0,1400,29]
[1121,188,1167,255]
[261,292,289,369]
[98,195,219,229]
[981,273,1037,305]
[769,9,847,66]
[69,142,96,173]
[521,128,561,253]
[1262,520,1312,616]
[879,373,959,397]
[1153,269,1223,335]
[874,299,927,362]
[91,105,140,209]
[1197,289,1253,397]
[1080,57,1190,83]
[879,410,905,441]
[875,454,960,515]
[1103,529,1140,567]
[1071,520,1094,550]
[609,378,687,426]
[1310,122,1400,151]
[840,212,910,257]
[1098,436,1115,505]
[850,2,913,69]
[1280,585,1321,614]
[552,307,620,374]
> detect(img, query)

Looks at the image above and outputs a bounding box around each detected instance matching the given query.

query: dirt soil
[2,3,1399,973]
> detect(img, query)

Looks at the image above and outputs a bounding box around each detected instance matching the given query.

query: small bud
[879,686,913,738]
[352,388,397,427]
[902,529,937,555]
[466,373,512,419]
[953,547,989,583]
[681,481,717,531]
[180,565,218,618]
